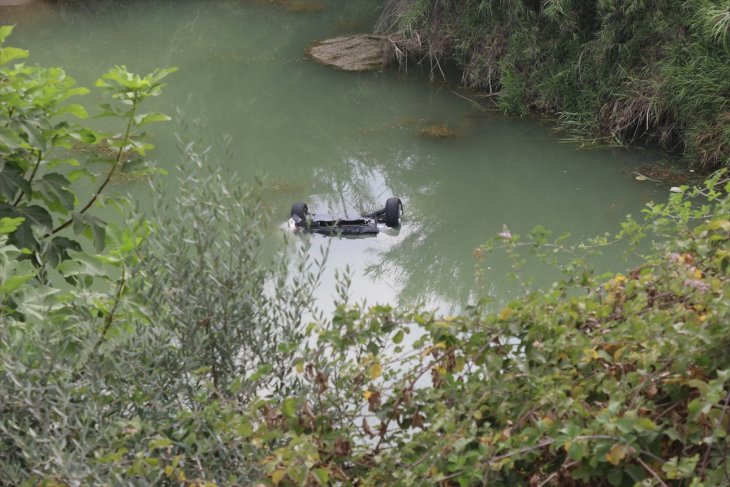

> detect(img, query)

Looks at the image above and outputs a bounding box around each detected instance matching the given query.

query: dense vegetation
[1,17,730,487]
[377,0,730,171]
[263,171,729,486]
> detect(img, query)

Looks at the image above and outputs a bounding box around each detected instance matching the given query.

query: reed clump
[378,0,730,171]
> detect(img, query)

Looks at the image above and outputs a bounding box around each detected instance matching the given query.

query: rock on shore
[0,0,40,5]
[307,34,391,71]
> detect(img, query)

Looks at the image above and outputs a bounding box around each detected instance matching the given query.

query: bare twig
[93,268,127,354]
[636,455,669,487]
[448,87,489,112]
[13,149,42,206]
[537,460,579,487]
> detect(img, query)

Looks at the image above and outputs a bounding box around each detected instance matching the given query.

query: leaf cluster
[251,171,730,486]
[0,25,174,283]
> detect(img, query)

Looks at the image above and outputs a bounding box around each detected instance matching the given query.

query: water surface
[4,0,665,312]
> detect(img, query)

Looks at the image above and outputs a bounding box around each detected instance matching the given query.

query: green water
[4,0,666,311]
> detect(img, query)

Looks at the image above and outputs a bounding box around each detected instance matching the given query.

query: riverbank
[376,0,730,171]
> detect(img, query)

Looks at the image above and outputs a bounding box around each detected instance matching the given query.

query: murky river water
[4,0,666,312]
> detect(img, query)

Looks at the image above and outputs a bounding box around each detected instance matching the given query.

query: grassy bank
[377,0,730,171]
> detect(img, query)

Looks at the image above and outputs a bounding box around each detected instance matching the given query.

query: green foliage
[381,0,730,170]
[134,138,325,402]
[249,170,730,486]
[3,20,730,487]
[1,27,323,482]
[0,25,174,277]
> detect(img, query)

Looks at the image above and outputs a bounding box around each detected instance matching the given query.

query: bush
[0,26,323,484]
[251,171,730,486]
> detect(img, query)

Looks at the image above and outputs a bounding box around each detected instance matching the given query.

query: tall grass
[378,0,730,170]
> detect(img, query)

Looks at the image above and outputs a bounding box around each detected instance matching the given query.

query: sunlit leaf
[605,444,629,465]
[272,469,286,485]
[369,362,382,380]
[0,216,24,235]
[0,25,14,44]
[0,272,34,293]
[134,112,171,127]
[56,103,89,119]
[0,46,28,66]
[282,398,297,419]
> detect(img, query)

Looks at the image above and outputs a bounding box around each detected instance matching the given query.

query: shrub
[252,171,730,486]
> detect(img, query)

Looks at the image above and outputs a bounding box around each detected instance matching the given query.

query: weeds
[378,0,730,171]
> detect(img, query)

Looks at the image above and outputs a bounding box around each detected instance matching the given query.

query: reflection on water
[5,0,665,312]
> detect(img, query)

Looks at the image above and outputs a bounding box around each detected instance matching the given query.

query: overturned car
[289,197,403,236]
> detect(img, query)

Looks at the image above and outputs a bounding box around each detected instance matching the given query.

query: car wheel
[384,198,402,227]
[291,202,308,220]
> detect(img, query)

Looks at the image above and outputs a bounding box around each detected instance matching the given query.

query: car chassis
[289,198,403,236]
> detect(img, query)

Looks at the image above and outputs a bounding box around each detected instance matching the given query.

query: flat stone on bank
[308,34,388,71]
[0,0,40,5]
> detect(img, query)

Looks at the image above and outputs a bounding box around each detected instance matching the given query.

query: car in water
[289,197,403,236]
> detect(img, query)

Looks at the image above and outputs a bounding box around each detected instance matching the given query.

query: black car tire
[291,202,308,220]
[384,198,402,227]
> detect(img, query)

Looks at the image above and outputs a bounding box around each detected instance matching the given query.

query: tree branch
[47,102,137,237]
[92,268,126,355]
[13,149,42,206]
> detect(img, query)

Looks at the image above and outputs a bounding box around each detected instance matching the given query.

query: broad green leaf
[148,436,172,451]
[0,216,24,235]
[34,173,75,212]
[56,103,89,119]
[662,455,700,480]
[369,362,383,379]
[0,161,30,201]
[120,158,149,173]
[236,419,253,438]
[605,443,629,465]
[72,212,106,252]
[57,86,90,102]
[74,127,100,144]
[0,126,25,151]
[312,468,329,485]
[43,236,81,268]
[606,469,623,486]
[567,441,589,461]
[134,112,171,127]
[393,329,404,344]
[17,119,47,152]
[282,397,297,419]
[95,103,126,118]
[68,168,94,182]
[0,204,52,250]
[0,25,14,44]
[13,205,53,229]
[271,469,286,485]
[0,203,53,230]
[0,272,34,293]
[0,46,28,65]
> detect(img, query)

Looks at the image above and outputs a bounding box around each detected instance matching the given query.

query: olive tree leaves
[0,25,175,280]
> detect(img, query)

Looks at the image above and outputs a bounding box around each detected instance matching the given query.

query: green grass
[379,0,730,171]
